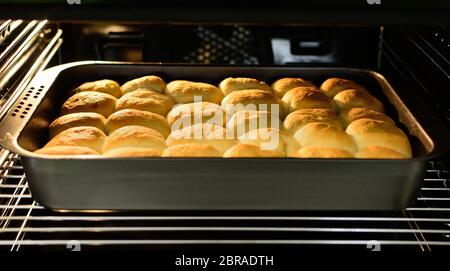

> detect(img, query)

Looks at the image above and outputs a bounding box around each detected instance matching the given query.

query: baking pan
[0,61,448,211]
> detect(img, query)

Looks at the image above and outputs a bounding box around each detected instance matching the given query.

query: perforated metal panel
[181,26,260,65]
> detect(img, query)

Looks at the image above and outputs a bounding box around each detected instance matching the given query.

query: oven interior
[0,16,449,251]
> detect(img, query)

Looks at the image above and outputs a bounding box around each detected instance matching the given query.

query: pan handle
[409,100,450,158]
[0,61,104,155]
[372,71,450,158]
[0,66,63,155]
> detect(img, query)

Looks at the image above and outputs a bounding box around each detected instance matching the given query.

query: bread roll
[219,77,271,95]
[320,78,367,97]
[355,146,407,159]
[166,123,236,153]
[346,119,412,157]
[333,89,384,113]
[293,122,357,154]
[282,87,336,114]
[238,128,287,153]
[61,91,117,118]
[223,143,285,158]
[221,89,284,118]
[116,90,174,117]
[283,109,343,134]
[121,75,166,95]
[226,110,280,137]
[167,102,225,130]
[35,146,100,156]
[44,126,106,153]
[106,109,170,138]
[103,147,161,157]
[73,79,121,98]
[289,146,354,158]
[103,125,167,153]
[271,77,316,98]
[162,143,222,157]
[165,80,224,104]
[339,107,395,127]
[49,112,107,138]
[284,135,301,158]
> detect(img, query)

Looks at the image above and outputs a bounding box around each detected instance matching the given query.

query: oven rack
[0,150,449,251]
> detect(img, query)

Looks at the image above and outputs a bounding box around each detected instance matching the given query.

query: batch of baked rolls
[34,74,412,159]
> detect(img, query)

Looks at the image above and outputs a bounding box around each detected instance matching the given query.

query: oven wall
[58,23,379,68]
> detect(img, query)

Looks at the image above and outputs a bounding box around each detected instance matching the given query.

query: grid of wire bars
[0,149,449,251]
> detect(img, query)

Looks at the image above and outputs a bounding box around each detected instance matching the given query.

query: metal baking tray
[0,61,448,211]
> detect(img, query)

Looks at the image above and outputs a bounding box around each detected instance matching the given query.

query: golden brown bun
[320,78,367,98]
[165,80,224,104]
[226,110,280,137]
[116,90,174,117]
[289,146,354,158]
[346,119,412,157]
[167,102,225,130]
[162,143,222,157]
[35,146,100,156]
[283,109,343,134]
[282,87,336,114]
[293,122,357,154]
[121,75,166,95]
[238,128,288,153]
[103,147,161,157]
[73,79,121,98]
[106,109,170,138]
[61,91,117,118]
[284,135,301,158]
[355,146,407,159]
[333,89,384,113]
[44,126,106,153]
[271,77,316,98]
[219,77,271,95]
[221,89,284,118]
[166,123,236,153]
[223,144,285,158]
[339,107,395,127]
[49,112,107,138]
[103,125,167,153]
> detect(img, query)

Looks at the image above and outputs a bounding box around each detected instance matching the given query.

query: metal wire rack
[0,150,449,251]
